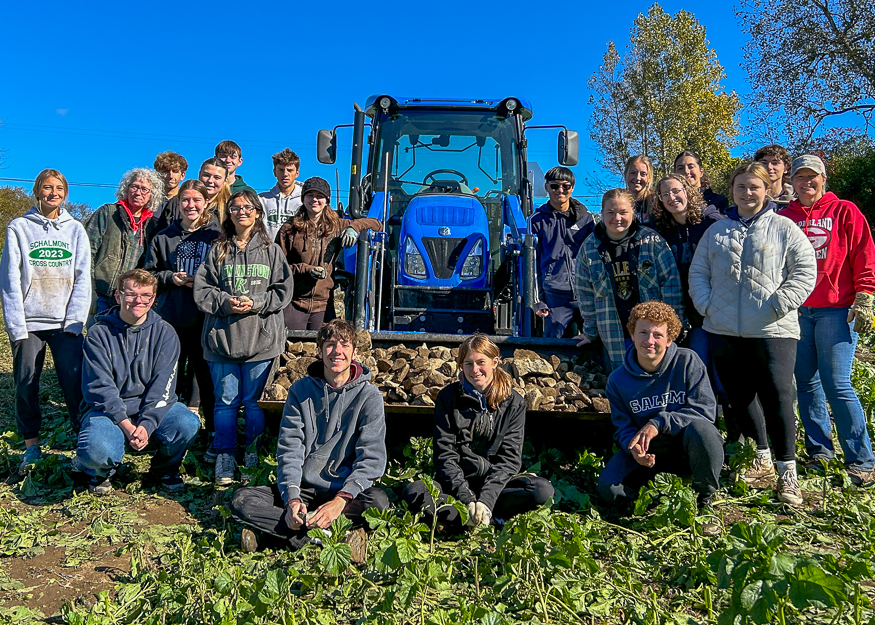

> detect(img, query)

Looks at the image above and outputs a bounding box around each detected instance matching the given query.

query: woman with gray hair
[84,168,165,318]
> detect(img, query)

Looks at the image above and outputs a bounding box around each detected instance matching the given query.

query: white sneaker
[776,469,803,506]
[742,455,776,484]
[214,453,237,486]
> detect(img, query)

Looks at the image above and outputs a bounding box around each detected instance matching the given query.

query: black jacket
[144,218,221,328]
[531,198,594,297]
[702,188,729,214]
[433,382,526,510]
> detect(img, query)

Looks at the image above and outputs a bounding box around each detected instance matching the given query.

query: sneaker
[215,453,236,486]
[149,473,185,493]
[243,452,258,469]
[18,446,42,476]
[241,528,258,553]
[803,456,830,471]
[344,527,368,565]
[742,455,776,484]
[847,467,875,487]
[89,476,114,495]
[776,470,803,506]
[204,443,218,464]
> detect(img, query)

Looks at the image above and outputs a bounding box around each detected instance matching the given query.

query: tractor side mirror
[558,130,579,166]
[317,129,337,164]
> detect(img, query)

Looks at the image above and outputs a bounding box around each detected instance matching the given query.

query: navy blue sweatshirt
[531,198,594,297]
[81,308,180,436]
[606,342,716,453]
[654,204,724,328]
[144,218,221,328]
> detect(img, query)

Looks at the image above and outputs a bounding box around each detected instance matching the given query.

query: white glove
[465,502,478,527]
[470,501,492,528]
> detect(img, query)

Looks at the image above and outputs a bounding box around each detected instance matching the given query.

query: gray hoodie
[606,342,717,453]
[260,182,303,242]
[1,207,92,341]
[276,361,387,504]
[193,234,293,363]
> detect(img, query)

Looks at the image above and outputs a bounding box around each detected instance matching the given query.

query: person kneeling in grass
[74,269,200,494]
[230,319,389,557]
[401,335,554,531]
[598,301,724,511]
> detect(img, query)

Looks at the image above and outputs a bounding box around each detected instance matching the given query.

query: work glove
[847,292,874,333]
[465,501,491,528]
[309,266,328,280]
[341,226,358,248]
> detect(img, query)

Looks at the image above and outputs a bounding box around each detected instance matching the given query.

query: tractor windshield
[371,110,522,198]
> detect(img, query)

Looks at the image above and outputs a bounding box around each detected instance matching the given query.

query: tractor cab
[318,95,578,337]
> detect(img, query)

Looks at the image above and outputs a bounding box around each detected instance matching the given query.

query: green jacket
[229,174,258,197]
[83,202,155,298]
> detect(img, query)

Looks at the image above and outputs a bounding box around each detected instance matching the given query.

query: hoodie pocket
[206,314,274,360]
[23,277,72,322]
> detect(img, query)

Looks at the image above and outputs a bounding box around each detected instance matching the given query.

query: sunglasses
[549,183,573,191]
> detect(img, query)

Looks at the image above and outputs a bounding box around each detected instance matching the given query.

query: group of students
[2,139,875,553]
[1,140,381,490]
[532,146,875,507]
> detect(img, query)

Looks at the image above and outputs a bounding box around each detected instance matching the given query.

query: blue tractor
[317,95,578,338]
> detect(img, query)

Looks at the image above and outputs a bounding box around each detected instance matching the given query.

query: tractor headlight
[505,99,518,112]
[404,236,427,278]
[460,238,484,279]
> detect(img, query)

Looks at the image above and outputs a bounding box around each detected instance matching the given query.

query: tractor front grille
[421,237,466,279]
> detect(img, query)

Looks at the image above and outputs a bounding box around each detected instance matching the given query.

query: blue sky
[1,0,751,209]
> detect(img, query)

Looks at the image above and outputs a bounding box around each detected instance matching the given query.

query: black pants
[174,323,214,431]
[12,330,84,437]
[284,303,335,331]
[230,484,389,542]
[400,476,554,529]
[598,420,724,503]
[709,333,797,461]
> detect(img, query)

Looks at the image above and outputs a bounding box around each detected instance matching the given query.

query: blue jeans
[796,306,875,470]
[209,360,272,454]
[76,402,200,478]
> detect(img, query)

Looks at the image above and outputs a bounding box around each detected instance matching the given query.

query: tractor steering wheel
[423,169,469,186]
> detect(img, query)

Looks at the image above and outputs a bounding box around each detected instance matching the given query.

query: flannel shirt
[574,225,685,372]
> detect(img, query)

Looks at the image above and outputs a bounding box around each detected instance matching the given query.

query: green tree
[588,3,741,177]
[737,0,875,145]
[812,131,875,223]
[0,186,31,249]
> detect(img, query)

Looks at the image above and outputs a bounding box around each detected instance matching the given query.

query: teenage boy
[260,148,303,241]
[215,140,257,196]
[531,166,594,338]
[230,319,389,555]
[598,301,724,508]
[153,151,189,233]
[74,269,200,494]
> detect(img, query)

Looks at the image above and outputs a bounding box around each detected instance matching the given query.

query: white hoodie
[260,182,303,241]
[1,207,92,341]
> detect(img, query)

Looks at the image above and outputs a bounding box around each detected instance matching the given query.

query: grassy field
[0,325,874,625]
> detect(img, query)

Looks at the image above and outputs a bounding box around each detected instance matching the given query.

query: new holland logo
[438,226,451,236]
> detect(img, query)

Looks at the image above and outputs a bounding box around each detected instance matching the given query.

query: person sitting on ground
[531,166,594,338]
[74,269,200,495]
[230,319,389,555]
[152,150,189,233]
[575,188,684,373]
[598,301,724,510]
[401,335,554,531]
[260,148,304,241]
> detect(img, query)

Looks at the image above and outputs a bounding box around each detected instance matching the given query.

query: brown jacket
[276,217,381,313]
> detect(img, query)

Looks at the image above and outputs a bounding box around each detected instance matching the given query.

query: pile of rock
[262,334,609,413]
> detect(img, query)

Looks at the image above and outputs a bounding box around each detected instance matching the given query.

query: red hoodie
[779,192,875,308]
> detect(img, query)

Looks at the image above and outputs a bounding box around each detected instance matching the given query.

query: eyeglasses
[122,291,155,303]
[659,189,686,200]
[549,183,573,191]
[129,184,152,195]
[229,205,259,214]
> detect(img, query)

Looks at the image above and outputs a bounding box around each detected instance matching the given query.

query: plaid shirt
[574,225,684,372]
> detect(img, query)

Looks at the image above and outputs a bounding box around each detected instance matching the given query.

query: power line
[0,177,116,188]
